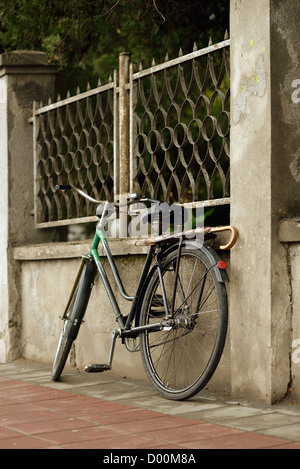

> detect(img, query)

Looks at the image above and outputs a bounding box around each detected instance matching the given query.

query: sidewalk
[0,360,300,450]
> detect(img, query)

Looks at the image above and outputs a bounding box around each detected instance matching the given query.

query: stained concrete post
[0,51,57,362]
[118,52,131,237]
[230,1,300,403]
[119,52,131,196]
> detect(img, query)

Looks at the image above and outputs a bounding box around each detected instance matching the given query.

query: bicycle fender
[199,244,229,283]
[134,242,228,328]
[160,240,229,283]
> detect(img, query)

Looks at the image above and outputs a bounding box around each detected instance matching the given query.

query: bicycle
[51,184,238,401]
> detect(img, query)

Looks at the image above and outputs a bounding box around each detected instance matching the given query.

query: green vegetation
[0,0,229,94]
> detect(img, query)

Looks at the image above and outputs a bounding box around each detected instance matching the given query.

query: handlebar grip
[209,225,239,250]
[55,185,72,191]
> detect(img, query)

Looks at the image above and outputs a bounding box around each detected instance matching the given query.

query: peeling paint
[233,55,267,124]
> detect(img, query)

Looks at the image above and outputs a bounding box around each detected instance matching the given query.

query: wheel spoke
[140,247,228,400]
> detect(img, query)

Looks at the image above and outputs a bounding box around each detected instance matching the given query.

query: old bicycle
[51,185,238,401]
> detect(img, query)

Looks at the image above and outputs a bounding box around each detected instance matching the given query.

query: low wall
[13,238,231,394]
[280,219,300,401]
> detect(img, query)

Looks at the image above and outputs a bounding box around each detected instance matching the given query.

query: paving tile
[37,425,126,445]
[179,432,290,449]
[149,443,184,449]
[7,416,94,435]
[0,384,56,396]
[219,412,300,432]
[165,402,226,416]
[0,403,36,417]
[55,402,132,418]
[0,398,21,407]
[45,445,64,449]
[1,391,74,404]
[83,408,166,425]
[259,423,300,441]
[53,400,134,417]
[0,435,52,449]
[177,405,266,423]
[63,434,166,449]
[0,379,29,388]
[109,414,201,434]
[0,408,66,425]
[0,426,26,440]
[270,441,300,449]
[28,394,99,411]
[141,422,243,444]
[6,388,79,403]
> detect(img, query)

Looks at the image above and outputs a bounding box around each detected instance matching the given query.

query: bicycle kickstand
[85,329,120,373]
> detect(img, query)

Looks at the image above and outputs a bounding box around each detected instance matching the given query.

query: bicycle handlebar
[55,185,239,249]
[54,185,157,207]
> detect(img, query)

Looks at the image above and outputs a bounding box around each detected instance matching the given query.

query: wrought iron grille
[33,82,115,226]
[131,38,230,205]
[33,36,230,227]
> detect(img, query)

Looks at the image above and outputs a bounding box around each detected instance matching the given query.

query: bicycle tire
[139,245,228,400]
[51,260,95,381]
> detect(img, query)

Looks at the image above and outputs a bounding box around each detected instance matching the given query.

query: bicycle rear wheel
[51,259,95,381]
[139,245,228,400]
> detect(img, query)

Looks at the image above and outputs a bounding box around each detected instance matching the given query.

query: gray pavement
[1,359,300,448]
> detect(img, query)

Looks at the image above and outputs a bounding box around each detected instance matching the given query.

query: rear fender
[134,241,228,328]
[159,240,229,283]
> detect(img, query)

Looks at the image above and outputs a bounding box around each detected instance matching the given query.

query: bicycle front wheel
[139,245,228,400]
[51,259,95,381]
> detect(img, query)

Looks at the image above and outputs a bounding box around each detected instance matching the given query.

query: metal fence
[32,35,230,228]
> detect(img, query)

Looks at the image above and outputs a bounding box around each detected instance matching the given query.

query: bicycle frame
[81,226,178,374]
[89,226,152,329]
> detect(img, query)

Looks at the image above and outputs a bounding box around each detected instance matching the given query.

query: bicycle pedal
[84,364,110,373]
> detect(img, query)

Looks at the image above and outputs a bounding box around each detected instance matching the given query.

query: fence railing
[32,35,230,228]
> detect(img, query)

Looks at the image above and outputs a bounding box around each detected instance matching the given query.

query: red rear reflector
[218,260,227,271]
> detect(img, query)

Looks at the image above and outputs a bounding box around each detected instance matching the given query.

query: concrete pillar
[118,52,131,237]
[0,51,58,362]
[230,1,300,403]
[119,52,131,197]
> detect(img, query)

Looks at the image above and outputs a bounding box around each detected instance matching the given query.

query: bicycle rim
[139,247,228,400]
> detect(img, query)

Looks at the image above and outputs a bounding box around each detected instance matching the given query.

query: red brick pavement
[0,376,299,450]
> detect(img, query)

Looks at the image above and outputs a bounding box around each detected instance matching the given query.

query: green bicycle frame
[88,225,154,332]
